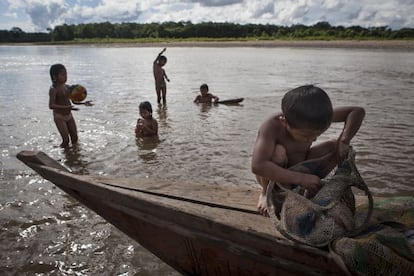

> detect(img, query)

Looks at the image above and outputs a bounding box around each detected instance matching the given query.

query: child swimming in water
[194,83,219,104]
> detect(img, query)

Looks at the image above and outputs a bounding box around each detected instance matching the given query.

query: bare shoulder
[259,113,282,133]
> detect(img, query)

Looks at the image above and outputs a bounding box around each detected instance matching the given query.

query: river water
[1,45,413,275]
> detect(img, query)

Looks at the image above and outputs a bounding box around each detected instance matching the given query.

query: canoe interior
[17,151,348,275]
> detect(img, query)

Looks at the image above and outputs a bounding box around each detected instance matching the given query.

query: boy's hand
[299,174,322,195]
[337,141,350,163]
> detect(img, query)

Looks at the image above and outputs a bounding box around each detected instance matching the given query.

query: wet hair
[139,101,153,115]
[200,83,209,91]
[281,85,333,130]
[158,56,167,63]
[49,63,66,86]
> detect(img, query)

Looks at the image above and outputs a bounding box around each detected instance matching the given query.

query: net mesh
[331,196,414,275]
[267,148,372,247]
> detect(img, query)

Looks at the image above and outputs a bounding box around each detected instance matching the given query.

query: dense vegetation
[1,21,413,43]
[0,27,51,43]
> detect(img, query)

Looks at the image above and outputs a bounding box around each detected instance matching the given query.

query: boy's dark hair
[282,85,333,130]
[49,63,66,86]
[139,101,153,114]
[158,56,167,63]
[200,83,209,91]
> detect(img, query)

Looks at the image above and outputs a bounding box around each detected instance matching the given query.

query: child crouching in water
[135,101,158,138]
[251,85,365,216]
[194,83,219,104]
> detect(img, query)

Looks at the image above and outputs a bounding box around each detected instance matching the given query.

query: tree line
[1,21,413,43]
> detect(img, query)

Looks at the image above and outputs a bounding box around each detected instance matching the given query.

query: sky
[1,0,413,32]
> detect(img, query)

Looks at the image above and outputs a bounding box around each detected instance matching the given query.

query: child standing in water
[135,101,158,138]
[153,48,170,104]
[194,83,219,103]
[49,64,78,148]
[251,85,365,216]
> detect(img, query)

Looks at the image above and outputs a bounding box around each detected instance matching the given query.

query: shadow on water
[63,144,90,174]
[135,136,161,163]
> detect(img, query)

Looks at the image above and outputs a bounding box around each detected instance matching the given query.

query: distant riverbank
[57,39,414,50]
[127,40,414,50]
[4,39,414,50]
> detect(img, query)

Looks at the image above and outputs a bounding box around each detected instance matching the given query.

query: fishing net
[331,196,414,275]
[265,147,414,275]
[266,148,373,247]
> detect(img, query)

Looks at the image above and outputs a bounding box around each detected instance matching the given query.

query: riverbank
[4,39,414,50]
[79,39,414,50]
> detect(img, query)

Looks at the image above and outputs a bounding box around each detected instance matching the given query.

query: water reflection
[156,104,168,126]
[135,136,161,162]
[63,144,89,174]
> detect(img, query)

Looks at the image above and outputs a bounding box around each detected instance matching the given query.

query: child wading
[48,64,79,148]
[153,48,170,105]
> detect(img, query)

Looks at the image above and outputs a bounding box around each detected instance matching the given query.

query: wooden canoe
[216,98,244,105]
[17,150,349,275]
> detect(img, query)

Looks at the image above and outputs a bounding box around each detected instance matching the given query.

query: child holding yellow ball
[48,64,92,148]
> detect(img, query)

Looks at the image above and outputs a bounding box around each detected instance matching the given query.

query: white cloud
[0,0,413,32]
[190,0,242,7]
[25,0,68,30]
[68,0,142,23]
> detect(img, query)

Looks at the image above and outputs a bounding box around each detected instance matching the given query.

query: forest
[1,21,413,43]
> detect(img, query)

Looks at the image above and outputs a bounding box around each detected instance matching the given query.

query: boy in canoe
[194,83,219,104]
[251,85,365,216]
[153,48,170,105]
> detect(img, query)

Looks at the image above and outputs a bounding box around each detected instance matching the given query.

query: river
[1,44,413,275]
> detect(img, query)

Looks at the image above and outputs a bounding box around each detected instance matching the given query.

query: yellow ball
[69,84,87,103]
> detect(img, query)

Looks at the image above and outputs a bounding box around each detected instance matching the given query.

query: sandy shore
[88,40,414,50]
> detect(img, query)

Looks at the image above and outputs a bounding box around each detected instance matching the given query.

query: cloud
[67,0,142,24]
[190,0,242,7]
[1,0,413,31]
[25,0,68,30]
[245,0,274,19]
